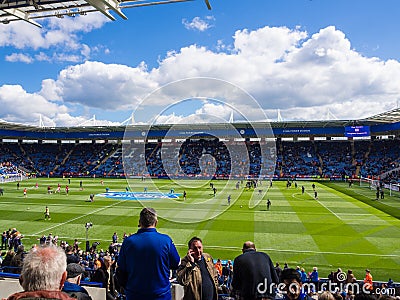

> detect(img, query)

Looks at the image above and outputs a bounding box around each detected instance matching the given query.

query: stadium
[2,0,400,299]
[0,106,400,298]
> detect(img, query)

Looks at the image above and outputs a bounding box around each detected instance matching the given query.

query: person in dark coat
[92,255,117,300]
[231,241,279,300]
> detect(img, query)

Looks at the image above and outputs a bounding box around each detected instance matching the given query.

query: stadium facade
[1,108,400,141]
[1,108,400,182]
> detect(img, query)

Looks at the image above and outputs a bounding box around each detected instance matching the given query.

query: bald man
[231,241,278,300]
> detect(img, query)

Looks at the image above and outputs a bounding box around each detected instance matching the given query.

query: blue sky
[1,0,400,126]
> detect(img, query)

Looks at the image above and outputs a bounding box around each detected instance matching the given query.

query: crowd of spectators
[1,138,400,182]
[1,226,398,300]
[0,162,25,183]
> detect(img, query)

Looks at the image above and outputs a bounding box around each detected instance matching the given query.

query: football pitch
[0,177,399,282]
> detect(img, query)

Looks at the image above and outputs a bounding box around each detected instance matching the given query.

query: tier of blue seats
[0,139,399,181]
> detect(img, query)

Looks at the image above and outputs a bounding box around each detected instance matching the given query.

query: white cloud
[40,79,63,101]
[80,44,91,59]
[2,25,400,126]
[34,52,83,63]
[153,101,235,124]
[0,84,67,124]
[50,113,121,127]
[0,84,114,127]
[46,13,110,33]
[48,60,157,110]
[0,13,109,63]
[5,53,33,63]
[182,16,214,32]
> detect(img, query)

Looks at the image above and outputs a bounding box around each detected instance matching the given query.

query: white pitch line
[32,199,129,236]
[330,182,400,210]
[306,191,342,220]
[18,234,400,258]
[0,201,121,208]
[290,193,372,217]
[203,245,400,258]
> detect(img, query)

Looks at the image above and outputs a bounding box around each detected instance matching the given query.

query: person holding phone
[176,237,218,300]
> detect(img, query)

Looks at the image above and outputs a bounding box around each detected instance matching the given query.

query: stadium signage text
[97,191,181,200]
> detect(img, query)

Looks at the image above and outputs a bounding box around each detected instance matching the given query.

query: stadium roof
[272,107,400,129]
[362,107,400,124]
[0,0,209,28]
[0,108,399,134]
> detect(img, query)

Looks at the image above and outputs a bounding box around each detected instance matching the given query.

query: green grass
[0,178,399,282]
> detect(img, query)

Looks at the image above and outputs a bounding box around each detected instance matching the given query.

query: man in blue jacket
[116,207,180,300]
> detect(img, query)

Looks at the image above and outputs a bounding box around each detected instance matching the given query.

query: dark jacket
[10,250,26,274]
[231,249,278,300]
[92,264,117,299]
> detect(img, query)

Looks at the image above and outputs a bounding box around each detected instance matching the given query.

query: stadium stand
[1,138,400,182]
[0,107,399,182]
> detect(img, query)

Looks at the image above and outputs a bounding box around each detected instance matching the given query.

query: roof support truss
[85,0,126,20]
[3,7,41,27]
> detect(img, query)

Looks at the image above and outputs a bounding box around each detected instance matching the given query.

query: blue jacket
[310,270,318,282]
[62,281,92,300]
[300,271,308,283]
[116,227,180,300]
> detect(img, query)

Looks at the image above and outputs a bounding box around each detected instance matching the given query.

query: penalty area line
[201,245,400,258]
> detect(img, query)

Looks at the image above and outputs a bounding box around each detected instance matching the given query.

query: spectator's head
[280,268,302,300]
[16,245,24,253]
[139,207,157,228]
[333,293,343,300]
[188,236,203,261]
[20,245,67,292]
[103,255,113,269]
[242,241,256,252]
[377,295,395,300]
[66,263,85,284]
[319,291,335,300]
[354,293,377,300]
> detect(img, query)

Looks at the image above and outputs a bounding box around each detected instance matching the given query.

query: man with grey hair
[116,207,180,300]
[7,245,75,299]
